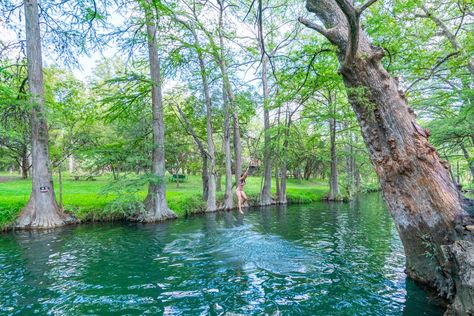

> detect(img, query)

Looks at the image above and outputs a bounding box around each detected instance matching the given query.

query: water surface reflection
[0,194,443,315]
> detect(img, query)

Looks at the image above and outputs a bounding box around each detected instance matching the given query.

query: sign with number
[40,186,49,193]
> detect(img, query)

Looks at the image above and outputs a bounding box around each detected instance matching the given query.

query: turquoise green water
[0,194,443,315]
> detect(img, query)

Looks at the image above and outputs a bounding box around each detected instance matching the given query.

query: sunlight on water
[0,194,444,315]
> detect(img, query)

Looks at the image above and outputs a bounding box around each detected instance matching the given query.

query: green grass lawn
[0,172,329,229]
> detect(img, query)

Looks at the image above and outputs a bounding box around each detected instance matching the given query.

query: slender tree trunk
[301,2,474,313]
[460,143,474,179]
[175,168,179,188]
[260,55,273,205]
[68,155,74,173]
[176,106,209,200]
[233,113,242,186]
[111,164,118,180]
[16,0,74,229]
[216,21,242,187]
[328,115,341,201]
[222,84,233,209]
[355,164,361,193]
[275,162,280,202]
[217,7,233,209]
[192,29,217,212]
[58,164,63,210]
[202,155,209,201]
[345,129,355,199]
[279,112,290,204]
[141,2,176,221]
[20,146,29,179]
[457,160,461,185]
[216,172,222,192]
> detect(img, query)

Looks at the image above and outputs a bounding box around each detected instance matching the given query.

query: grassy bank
[0,173,329,229]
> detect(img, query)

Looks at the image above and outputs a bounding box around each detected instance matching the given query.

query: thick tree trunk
[16,0,75,229]
[141,3,176,221]
[328,116,341,201]
[301,1,474,313]
[260,48,272,206]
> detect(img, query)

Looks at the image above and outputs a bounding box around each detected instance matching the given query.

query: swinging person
[236,168,249,214]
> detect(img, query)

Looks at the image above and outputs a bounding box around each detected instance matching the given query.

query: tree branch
[357,0,377,14]
[405,51,460,92]
[298,17,332,40]
[333,0,359,64]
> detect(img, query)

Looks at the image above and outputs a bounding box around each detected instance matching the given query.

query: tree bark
[16,0,75,229]
[141,2,176,221]
[301,1,474,313]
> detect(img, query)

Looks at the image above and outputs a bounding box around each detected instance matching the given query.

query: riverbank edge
[1,188,336,231]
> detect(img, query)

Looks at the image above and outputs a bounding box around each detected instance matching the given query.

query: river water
[0,194,444,315]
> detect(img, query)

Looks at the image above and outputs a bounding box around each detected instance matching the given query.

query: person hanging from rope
[236,167,249,214]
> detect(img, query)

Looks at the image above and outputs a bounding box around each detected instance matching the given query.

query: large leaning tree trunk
[300,0,474,314]
[16,0,75,229]
[141,2,176,221]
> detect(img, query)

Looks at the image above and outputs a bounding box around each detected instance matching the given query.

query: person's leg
[236,190,243,214]
[241,191,248,203]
